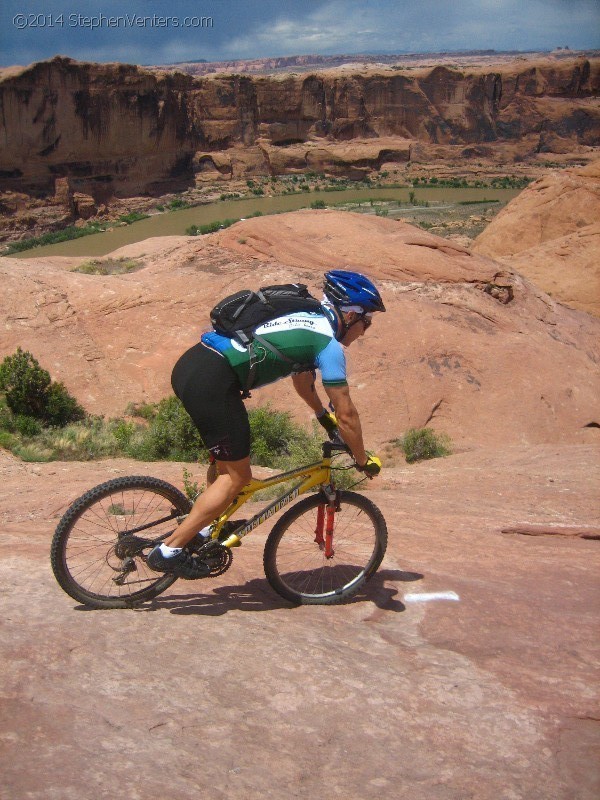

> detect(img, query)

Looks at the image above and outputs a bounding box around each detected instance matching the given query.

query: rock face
[1,443,599,800]
[473,161,600,315]
[0,56,598,197]
[0,210,598,449]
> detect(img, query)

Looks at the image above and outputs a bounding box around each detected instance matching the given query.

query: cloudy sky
[1,0,598,67]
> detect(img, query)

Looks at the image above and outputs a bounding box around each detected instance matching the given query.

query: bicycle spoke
[264,492,387,604]
[52,477,190,608]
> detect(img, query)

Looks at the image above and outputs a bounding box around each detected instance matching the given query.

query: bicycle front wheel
[50,476,191,609]
[263,491,387,605]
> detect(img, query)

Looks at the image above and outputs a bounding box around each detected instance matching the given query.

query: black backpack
[210,284,322,344]
[209,283,323,396]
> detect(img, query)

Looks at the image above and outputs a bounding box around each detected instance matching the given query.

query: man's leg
[163,457,252,549]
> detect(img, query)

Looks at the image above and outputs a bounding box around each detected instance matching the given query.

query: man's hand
[316,409,338,435]
[356,454,382,478]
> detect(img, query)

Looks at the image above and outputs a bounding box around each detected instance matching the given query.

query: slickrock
[0,443,598,799]
[473,161,600,315]
[1,210,598,449]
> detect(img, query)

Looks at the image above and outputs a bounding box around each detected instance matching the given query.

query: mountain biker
[147,269,386,579]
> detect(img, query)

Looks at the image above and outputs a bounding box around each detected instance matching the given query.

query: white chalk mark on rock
[403,591,460,603]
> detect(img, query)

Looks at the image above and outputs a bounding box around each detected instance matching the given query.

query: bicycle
[50,440,388,609]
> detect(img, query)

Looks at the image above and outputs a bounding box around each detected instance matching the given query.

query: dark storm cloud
[0,0,598,66]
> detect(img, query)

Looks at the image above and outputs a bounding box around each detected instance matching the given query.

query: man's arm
[291,371,328,415]
[323,384,367,466]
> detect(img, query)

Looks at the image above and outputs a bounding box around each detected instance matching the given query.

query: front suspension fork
[314,493,338,559]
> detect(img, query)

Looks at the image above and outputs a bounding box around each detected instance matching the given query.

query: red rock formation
[0,56,598,198]
[0,210,598,448]
[473,161,600,315]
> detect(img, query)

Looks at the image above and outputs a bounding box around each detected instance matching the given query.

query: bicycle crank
[199,542,233,577]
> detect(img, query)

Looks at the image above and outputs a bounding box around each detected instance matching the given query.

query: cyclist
[147,270,386,578]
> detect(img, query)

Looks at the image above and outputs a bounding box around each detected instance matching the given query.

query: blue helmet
[323,270,386,313]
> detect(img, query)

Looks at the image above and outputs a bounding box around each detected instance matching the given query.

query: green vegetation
[411,175,531,189]
[72,257,144,275]
[3,211,150,255]
[4,222,110,254]
[182,467,202,501]
[166,198,190,210]
[117,212,149,224]
[0,355,355,482]
[310,199,327,209]
[186,217,239,236]
[0,349,84,428]
[394,428,452,463]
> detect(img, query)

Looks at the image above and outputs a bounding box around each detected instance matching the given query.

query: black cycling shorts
[171,342,250,461]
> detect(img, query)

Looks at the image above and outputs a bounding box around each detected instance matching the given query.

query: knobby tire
[263,491,387,605]
[50,476,191,609]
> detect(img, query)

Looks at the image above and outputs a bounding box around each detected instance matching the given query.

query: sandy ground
[1,443,598,799]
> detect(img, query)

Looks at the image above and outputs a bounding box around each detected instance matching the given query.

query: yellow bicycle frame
[210,454,335,549]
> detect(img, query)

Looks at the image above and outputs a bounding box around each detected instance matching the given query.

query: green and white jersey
[201,311,347,390]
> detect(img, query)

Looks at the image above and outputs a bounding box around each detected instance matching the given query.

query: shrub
[73,257,143,275]
[14,415,42,436]
[111,419,136,449]
[0,349,85,427]
[44,381,85,426]
[0,401,15,431]
[186,218,239,236]
[248,405,305,466]
[167,198,189,210]
[0,348,51,418]
[310,199,326,209]
[126,401,158,421]
[127,396,207,461]
[396,428,451,463]
[3,222,108,254]
[117,212,149,224]
[182,467,202,501]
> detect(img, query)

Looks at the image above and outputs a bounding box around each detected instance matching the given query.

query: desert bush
[126,402,158,421]
[396,428,451,463]
[44,381,86,426]
[73,257,143,275]
[13,415,43,437]
[247,405,308,466]
[127,396,207,461]
[0,348,84,426]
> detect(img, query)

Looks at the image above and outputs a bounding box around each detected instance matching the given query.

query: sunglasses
[360,314,373,329]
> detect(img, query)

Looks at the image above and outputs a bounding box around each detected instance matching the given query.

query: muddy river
[12,187,520,259]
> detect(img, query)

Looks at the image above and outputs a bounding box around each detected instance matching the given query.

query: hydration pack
[210,284,323,397]
[210,284,322,345]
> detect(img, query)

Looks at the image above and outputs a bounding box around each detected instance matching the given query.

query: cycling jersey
[201,310,348,390]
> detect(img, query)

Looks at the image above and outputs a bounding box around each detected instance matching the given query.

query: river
[11,186,520,259]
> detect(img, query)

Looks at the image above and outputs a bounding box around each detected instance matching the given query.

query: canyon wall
[0,56,598,198]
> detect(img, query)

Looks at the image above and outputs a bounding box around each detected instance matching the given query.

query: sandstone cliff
[0,56,598,198]
[0,210,598,448]
[473,160,600,315]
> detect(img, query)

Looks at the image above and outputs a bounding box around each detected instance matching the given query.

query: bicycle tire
[263,491,387,605]
[50,476,191,609]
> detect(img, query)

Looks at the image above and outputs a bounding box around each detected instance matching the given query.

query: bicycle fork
[314,489,339,559]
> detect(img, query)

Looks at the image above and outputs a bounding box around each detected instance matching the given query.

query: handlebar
[322,429,350,458]
[322,440,350,458]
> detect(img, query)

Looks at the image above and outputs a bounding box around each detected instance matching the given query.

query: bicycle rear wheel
[50,476,191,609]
[263,491,387,605]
